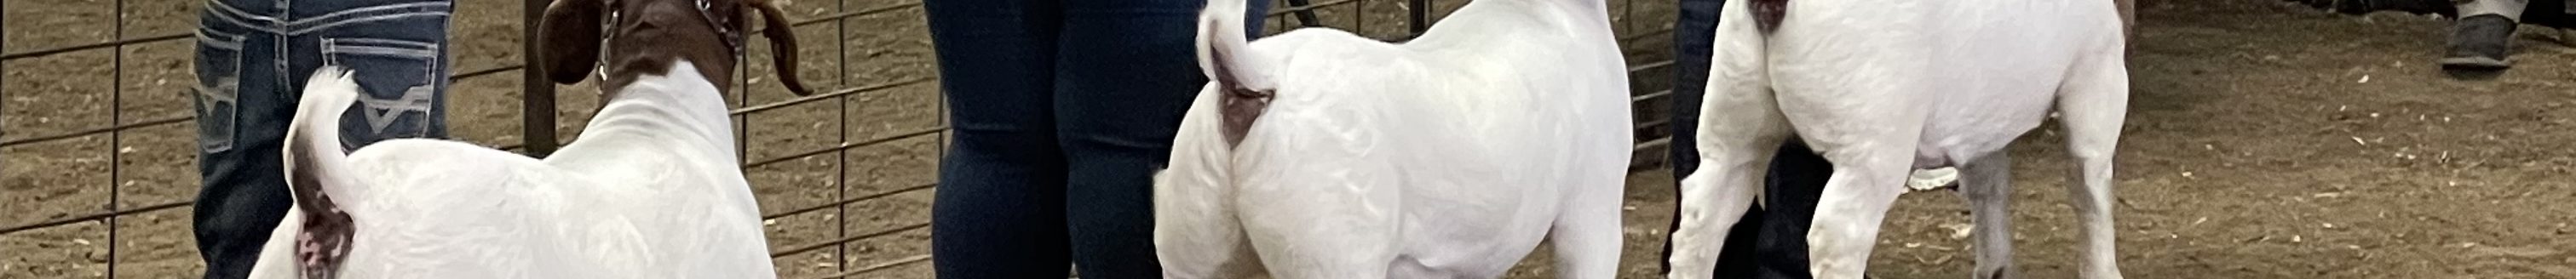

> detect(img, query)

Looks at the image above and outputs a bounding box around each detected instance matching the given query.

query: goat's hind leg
[1153,171,1264,279]
[1662,0,1790,276]
[1664,97,1790,279]
[2055,43,2130,279]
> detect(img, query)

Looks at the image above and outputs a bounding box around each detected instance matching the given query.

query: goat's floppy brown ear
[748,0,814,96]
[538,0,604,84]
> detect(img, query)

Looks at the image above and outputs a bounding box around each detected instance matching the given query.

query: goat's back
[247,139,773,279]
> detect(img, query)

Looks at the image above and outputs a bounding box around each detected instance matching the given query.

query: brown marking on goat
[1200,18,1269,147]
[286,136,353,279]
[538,0,813,103]
[1753,0,1786,34]
[1218,82,1271,147]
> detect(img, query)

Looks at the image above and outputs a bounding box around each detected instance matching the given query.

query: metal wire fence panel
[0,0,1680,276]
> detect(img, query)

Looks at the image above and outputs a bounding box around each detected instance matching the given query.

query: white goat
[1664,0,2131,278]
[242,0,813,276]
[1149,0,1630,277]
[245,65,773,279]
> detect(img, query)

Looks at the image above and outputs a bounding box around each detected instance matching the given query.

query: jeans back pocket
[319,37,445,145]
[194,30,247,154]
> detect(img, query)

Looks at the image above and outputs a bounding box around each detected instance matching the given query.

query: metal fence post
[1409,0,1429,37]
[109,0,129,276]
[2,0,9,144]
[523,0,561,157]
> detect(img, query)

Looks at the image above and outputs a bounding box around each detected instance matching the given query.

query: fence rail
[0,0,1683,276]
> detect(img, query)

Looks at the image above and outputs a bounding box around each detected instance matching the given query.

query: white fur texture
[1665,0,2130,278]
[1153,0,1630,278]
[246,62,774,279]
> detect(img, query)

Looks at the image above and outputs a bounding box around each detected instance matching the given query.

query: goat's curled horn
[748,0,814,96]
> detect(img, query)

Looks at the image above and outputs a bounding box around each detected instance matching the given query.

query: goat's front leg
[1958,154,2018,279]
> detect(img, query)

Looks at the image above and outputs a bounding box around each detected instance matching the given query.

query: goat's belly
[1377,132,1596,276]
[1392,181,1560,277]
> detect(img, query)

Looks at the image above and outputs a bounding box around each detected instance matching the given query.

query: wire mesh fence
[0,0,1682,276]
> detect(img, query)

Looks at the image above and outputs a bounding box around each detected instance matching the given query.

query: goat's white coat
[246,62,774,279]
[1664,0,2130,278]
[1152,0,1630,277]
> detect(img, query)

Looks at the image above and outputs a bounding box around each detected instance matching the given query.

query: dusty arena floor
[9,0,2576,277]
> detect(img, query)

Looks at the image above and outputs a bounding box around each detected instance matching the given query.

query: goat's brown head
[538,0,813,97]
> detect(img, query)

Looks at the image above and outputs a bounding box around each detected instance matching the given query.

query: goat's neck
[1421,0,1614,43]
[576,61,739,161]
[1506,0,1611,23]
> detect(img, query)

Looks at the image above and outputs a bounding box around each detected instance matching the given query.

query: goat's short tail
[284,66,363,279]
[1196,0,1275,148]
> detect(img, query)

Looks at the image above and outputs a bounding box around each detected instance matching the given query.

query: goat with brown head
[253,1,808,278]
[538,0,813,98]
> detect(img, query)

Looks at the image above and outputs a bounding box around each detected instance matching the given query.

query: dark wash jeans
[191,0,452,277]
[1665,0,1825,276]
[923,0,1267,277]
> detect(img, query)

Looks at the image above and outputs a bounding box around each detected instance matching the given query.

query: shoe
[2441,14,2516,71]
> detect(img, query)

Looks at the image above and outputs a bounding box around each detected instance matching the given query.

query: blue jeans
[190,0,452,278]
[1665,0,1822,277]
[923,0,1266,277]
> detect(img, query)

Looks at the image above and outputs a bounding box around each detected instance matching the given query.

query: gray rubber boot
[2442,14,2518,70]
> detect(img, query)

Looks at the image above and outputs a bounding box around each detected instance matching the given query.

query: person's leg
[286,0,456,149]
[1668,0,1719,196]
[193,1,294,278]
[1052,0,1268,277]
[1753,140,1830,279]
[1281,0,1321,27]
[2444,0,2527,70]
[923,0,1077,276]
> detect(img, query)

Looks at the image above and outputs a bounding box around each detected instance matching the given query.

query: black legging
[920,0,1268,277]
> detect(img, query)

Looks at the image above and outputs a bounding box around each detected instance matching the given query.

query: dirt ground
[9,0,2576,277]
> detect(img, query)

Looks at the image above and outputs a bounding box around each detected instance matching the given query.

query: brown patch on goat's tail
[286,67,361,279]
[1753,0,1787,34]
[287,139,355,279]
[1195,3,1269,148]
[1217,77,1272,147]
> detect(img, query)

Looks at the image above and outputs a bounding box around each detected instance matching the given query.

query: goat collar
[599,0,744,82]
[693,0,745,54]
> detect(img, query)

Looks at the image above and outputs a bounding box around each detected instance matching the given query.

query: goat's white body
[246,62,775,279]
[1666,0,2130,278]
[1153,1,1630,278]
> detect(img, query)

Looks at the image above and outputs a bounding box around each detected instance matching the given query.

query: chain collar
[595,0,745,83]
[698,0,745,55]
